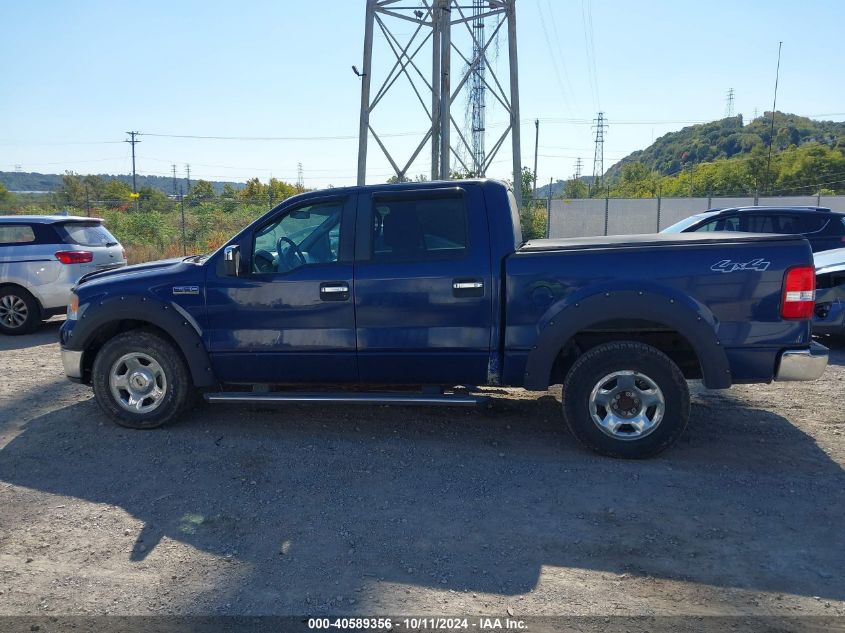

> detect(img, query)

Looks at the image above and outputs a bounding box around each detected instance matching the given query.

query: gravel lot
[0,320,843,621]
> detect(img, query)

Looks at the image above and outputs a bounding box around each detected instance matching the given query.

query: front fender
[523,289,732,390]
[63,295,217,388]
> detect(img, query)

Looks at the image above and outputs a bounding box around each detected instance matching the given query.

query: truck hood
[76,257,190,288]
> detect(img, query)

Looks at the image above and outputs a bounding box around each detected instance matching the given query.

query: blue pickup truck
[59,179,828,458]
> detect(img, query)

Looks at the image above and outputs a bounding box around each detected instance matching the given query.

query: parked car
[813,247,845,337]
[0,215,126,334]
[59,180,827,458]
[662,206,845,252]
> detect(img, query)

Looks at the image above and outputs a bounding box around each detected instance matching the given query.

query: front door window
[252,202,342,273]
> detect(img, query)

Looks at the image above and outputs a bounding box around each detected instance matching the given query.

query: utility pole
[765,42,783,195]
[179,185,187,256]
[171,164,178,197]
[591,112,607,194]
[725,88,735,118]
[185,164,191,195]
[125,131,140,195]
[356,0,521,198]
[532,119,539,201]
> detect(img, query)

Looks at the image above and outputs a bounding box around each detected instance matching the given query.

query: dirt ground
[0,320,843,622]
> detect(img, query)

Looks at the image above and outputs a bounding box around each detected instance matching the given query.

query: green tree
[562,178,588,199]
[187,179,215,203]
[268,178,297,204]
[58,171,86,207]
[138,186,174,213]
[0,183,14,210]
[102,180,133,208]
[240,178,268,203]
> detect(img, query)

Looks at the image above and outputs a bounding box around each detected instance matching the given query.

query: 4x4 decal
[711,258,771,273]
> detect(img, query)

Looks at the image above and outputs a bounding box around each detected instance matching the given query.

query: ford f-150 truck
[59,180,829,458]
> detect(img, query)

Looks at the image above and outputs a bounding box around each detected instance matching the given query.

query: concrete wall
[548,196,845,238]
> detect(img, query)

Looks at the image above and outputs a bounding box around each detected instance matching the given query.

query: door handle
[320,282,350,301]
[452,278,484,298]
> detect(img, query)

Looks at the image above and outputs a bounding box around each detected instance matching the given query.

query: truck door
[205,194,358,384]
[353,185,493,385]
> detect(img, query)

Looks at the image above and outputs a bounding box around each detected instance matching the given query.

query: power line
[580,0,601,109]
[535,0,574,116]
[765,41,783,195]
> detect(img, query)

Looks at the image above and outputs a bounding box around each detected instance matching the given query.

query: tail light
[121,248,127,261]
[55,250,93,265]
[781,265,815,319]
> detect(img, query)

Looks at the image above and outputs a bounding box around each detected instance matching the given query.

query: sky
[2,0,845,190]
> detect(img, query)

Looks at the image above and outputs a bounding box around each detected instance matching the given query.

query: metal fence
[547,195,845,238]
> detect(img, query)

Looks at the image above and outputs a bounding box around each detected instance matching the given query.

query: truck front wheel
[92,330,192,429]
[562,341,690,458]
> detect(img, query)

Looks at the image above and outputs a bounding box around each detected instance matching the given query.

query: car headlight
[67,293,79,320]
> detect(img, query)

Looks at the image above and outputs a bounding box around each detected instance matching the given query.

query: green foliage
[187,179,215,202]
[561,178,589,199]
[102,179,132,208]
[520,166,534,207]
[520,202,547,241]
[0,182,14,210]
[138,186,175,212]
[606,113,845,183]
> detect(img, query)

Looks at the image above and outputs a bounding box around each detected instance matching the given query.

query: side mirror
[224,244,241,276]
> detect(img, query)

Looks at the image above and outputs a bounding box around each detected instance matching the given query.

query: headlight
[67,293,79,320]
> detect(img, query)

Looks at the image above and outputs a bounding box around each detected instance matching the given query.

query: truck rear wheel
[92,330,192,429]
[562,341,690,458]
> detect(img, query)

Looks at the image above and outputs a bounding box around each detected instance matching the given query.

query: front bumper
[61,347,84,380]
[774,342,829,381]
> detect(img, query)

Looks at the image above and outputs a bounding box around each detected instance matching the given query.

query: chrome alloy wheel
[0,294,28,329]
[588,370,665,440]
[109,352,168,414]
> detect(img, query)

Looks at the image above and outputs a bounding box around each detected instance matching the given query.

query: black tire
[92,330,192,429]
[562,341,690,459]
[0,286,42,335]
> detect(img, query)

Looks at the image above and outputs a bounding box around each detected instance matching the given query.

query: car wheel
[562,341,690,459]
[92,330,192,429]
[0,286,42,335]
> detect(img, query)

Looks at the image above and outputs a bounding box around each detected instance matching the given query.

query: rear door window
[0,224,36,244]
[55,222,119,247]
[371,193,468,262]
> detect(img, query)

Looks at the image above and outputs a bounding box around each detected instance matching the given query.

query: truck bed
[518,231,799,253]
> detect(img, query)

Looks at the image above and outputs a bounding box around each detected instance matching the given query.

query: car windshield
[661,214,710,233]
[55,221,119,247]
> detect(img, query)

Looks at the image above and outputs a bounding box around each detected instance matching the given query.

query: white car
[0,215,127,334]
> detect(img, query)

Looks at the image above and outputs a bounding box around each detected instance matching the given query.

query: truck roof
[0,215,103,224]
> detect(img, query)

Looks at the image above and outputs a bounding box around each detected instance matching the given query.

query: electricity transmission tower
[591,112,607,193]
[725,88,735,118]
[469,0,487,173]
[574,157,582,180]
[356,0,523,202]
[297,163,304,189]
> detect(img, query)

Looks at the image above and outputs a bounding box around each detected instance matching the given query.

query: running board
[204,391,488,407]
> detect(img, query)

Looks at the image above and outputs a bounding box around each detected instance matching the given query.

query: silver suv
[0,216,126,334]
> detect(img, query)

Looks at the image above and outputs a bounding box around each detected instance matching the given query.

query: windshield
[661,214,710,233]
[55,221,119,247]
